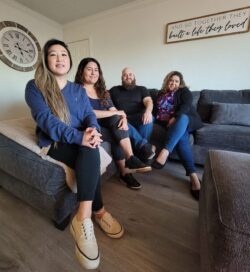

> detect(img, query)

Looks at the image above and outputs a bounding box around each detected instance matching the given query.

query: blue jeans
[128,122,153,149]
[162,114,196,175]
[136,121,154,141]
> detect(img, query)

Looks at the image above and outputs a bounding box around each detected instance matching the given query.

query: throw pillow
[210,102,250,126]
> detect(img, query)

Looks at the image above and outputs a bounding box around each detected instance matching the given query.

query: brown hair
[74,57,109,105]
[161,71,186,92]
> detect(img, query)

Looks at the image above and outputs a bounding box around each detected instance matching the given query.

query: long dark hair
[35,39,72,124]
[74,57,109,103]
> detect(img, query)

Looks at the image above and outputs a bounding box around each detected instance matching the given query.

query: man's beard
[122,78,136,90]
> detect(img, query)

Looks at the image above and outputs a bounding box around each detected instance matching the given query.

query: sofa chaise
[0,118,116,230]
[151,89,250,165]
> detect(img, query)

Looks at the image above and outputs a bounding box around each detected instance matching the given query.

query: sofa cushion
[195,123,250,153]
[210,102,250,126]
[191,91,201,109]
[200,150,250,271]
[0,134,67,195]
[197,90,250,122]
[0,118,112,195]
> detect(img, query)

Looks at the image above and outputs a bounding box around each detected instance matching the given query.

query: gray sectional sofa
[0,89,249,231]
[151,89,250,165]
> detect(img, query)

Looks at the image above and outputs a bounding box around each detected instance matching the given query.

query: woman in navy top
[152,71,202,200]
[75,58,151,190]
[25,39,123,270]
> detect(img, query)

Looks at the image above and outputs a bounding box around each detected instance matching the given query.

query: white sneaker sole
[124,166,152,174]
[95,219,125,239]
[134,166,152,173]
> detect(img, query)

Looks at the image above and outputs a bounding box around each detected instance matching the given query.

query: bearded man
[110,68,155,161]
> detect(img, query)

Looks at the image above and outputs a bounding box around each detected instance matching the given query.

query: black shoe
[120,174,142,190]
[140,143,156,161]
[190,188,200,200]
[190,181,201,201]
[125,156,152,173]
[151,160,166,169]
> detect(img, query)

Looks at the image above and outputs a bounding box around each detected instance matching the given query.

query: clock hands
[14,43,24,56]
[14,42,30,55]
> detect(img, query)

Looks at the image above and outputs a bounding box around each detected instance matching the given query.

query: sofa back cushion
[197,89,250,122]
[191,91,201,109]
[149,89,160,116]
[210,102,250,126]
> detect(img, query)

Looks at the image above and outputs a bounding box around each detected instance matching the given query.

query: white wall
[64,0,250,91]
[1,0,250,120]
[0,0,63,120]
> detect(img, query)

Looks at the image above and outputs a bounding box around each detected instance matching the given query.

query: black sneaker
[125,155,152,173]
[120,174,142,190]
[140,143,156,161]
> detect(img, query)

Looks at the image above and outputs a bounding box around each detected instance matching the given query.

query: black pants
[98,115,129,161]
[48,143,103,212]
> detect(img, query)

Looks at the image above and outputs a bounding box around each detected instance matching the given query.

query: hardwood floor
[0,161,202,272]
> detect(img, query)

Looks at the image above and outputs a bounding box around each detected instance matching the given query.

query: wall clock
[0,21,41,72]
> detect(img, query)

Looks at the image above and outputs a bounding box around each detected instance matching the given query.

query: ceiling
[15,0,136,24]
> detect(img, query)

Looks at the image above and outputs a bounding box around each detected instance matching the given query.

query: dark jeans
[48,143,103,211]
[99,115,129,161]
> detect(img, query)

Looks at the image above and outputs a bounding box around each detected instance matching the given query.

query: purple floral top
[156,91,174,122]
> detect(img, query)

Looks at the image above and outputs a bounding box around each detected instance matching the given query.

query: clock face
[1,30,36,65]
[0,21,41,72]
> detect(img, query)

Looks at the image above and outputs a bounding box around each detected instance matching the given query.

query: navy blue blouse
[88,97,114,111]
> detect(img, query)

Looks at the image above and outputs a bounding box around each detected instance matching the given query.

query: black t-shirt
[109,85,149,116]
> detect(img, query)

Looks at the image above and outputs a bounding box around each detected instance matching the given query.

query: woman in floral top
[152,71,202,200]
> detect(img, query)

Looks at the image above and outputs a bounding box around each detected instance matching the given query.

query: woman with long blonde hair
[25,39,124,270]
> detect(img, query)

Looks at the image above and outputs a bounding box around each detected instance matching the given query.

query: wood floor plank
[0,161,202,272]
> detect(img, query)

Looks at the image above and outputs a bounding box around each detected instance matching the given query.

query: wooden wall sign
[166,7,250,44]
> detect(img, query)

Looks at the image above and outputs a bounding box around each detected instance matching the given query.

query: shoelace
[81,221,95,240]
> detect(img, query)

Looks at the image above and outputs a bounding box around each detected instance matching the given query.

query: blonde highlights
[35,39,72,124]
